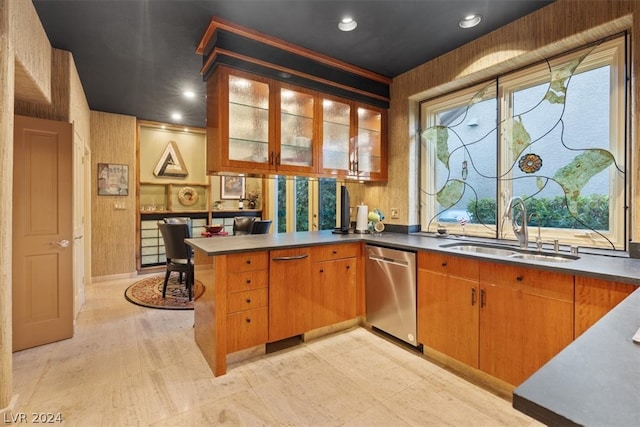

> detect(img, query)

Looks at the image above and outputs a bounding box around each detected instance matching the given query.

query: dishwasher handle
[367,254,410,267]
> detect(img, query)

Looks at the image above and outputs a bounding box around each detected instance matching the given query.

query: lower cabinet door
[269,248,312,341]
[226,307,268,353]
[418,269,479,368]
[311,258,357,330]
[479,285,573,386]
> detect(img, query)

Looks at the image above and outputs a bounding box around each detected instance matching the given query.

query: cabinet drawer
[418,252,479,280]
[226,307,268,353]
[227,270,269,293]
[479,263,574,301]
[227,288,268,313]
[226,251,269,272]
[311,243,360,262]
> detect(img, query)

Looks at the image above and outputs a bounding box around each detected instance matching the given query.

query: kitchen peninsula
[187,230,640,425]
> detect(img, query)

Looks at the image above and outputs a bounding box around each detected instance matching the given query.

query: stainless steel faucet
[505,196,528,249]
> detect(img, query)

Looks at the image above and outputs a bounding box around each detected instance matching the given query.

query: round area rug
[124,274,204,310]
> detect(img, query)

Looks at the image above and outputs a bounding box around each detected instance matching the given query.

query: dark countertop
[186,230,640,285]
[513,288,640,426]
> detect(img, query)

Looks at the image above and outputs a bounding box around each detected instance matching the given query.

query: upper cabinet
[197,17,390,181]
[207,68,317,175]
[207,66,387,180]
[320,97,387,181]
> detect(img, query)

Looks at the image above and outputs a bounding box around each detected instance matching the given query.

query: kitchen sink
[509,253,578,263]
[440,243,518,257]
[440,242,579,263]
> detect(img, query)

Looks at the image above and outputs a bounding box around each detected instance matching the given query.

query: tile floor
[12,275,543,426]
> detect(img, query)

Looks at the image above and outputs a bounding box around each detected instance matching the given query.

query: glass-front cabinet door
[355,106,386,180]
[277,85,315,173]
[227,72,271,166]
[320,97,351,176]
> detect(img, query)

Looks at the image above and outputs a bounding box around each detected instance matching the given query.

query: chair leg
[162,270,171,298]
[179,271,184,283]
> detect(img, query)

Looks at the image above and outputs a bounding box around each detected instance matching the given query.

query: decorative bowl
[205,224,223,233]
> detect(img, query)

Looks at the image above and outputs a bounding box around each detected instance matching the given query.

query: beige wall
[1,0,92,414]
[91,111,137,277]
[0,0,15,414]
[379,0,639,237]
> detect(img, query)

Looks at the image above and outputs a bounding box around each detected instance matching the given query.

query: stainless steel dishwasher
[365,245,417,346]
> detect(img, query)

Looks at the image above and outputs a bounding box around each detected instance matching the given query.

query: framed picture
[98,163,129,196]
[221,176,245,199]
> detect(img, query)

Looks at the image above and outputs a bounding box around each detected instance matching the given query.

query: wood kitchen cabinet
[319,95,387,181]
[269,247,312,341]
[206,65,387,181]
[206,66,317,176]
[417,252,480,368]
[478,263,574,386]
[225,252,270,353]
[574,276,635,337]
[418,252,575,386]
[309,243,359,330]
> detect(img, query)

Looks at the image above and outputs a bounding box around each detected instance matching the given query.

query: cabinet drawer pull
[480,289,486,308]
[246,298,252,304]
[441,261,448,267]
[272,254,309,261]
[471,288,476,306]
[270,151,274,165]
[246,259,252,265]
[245,279,252,285]
[276,152,281,165]
[346,265,350,270]
[516,275,523,282]
[319,269,324,273]
[332,250,338,254]
[245,317,252,323]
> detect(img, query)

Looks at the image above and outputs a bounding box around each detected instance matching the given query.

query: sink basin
[440,243,518,257]
[509,253,578,263]
[440,242,579,263]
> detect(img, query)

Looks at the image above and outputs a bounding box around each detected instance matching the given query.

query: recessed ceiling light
[338,17,357,32]
[183,90,196,99]
[459,14,482,29]
[171,112,182,121]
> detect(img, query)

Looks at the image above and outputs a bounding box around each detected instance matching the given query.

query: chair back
[163,217,191,236]
[158,223,192,260]
[233,216,256,235]
[251,220,272,234]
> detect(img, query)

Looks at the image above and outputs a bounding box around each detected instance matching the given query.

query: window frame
[419,36,628,250]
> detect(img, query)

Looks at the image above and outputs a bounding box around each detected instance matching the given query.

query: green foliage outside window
[467,194,609,231]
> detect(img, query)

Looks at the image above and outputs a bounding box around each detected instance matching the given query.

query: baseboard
[0,394,19,425]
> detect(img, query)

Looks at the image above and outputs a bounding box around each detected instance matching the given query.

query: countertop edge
[186,231,640,286]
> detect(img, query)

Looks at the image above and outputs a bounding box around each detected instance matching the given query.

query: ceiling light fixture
[183,90,196,99]
[171,112,182,121]
[338,17,357,32]
[459,14,482,29]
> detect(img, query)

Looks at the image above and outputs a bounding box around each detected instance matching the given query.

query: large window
[420,36,628,250]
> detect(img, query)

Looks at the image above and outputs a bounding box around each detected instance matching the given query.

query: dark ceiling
[33,0,554,128]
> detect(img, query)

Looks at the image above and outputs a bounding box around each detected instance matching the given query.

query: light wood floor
[12,276,543,426]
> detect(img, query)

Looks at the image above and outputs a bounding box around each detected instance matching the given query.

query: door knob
[52,240,70,248]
